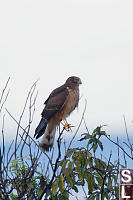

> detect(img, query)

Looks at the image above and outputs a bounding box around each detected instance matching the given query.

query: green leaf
[86,173,95,193]
[92,126,101,136]
[68,161,73,171]
[96,175,103,186]
[37,187,43,196]
[62,168,69,176]
[88,157,93,167]
[86,150,92,158]
[95,158,106,170]
[73,185,78,193]
[28,183,34,190]
[100,130,107,136]
[58,193,69,200]
[65,149,74,157]
[59,175,64,194]
[9,194,18,198]
[107,177,112,188]
[104,189,109,199]
[92,125,107,137]
[112,174,118,184]
[97,140,103,151]
[88,194,97,200]
[52,178,59,196]
[66,175,74,188]
[79,133,91,141]
[93,143,98,153]
[61,159,68,169]
[87,138,93,149]
[115,186,119,198]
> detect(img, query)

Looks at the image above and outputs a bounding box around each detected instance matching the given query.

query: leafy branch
[0,79,133,200]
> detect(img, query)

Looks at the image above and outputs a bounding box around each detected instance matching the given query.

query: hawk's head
[65,76,82,88]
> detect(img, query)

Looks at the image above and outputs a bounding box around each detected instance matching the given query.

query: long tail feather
[34,118,48,139]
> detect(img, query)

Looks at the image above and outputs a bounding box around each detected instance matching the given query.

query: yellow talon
[62,118,71,131]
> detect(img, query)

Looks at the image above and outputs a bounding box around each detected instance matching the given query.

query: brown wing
[34,85,69,139]
[42,85,69,121]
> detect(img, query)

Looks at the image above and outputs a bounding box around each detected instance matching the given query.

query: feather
[34,118,48,139]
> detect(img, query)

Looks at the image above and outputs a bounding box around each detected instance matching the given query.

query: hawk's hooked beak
[79,79,82,85]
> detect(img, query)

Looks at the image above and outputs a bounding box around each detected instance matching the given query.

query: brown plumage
[34,76,82,152]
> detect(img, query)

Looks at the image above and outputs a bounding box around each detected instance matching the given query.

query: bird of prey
[34,76,82,152]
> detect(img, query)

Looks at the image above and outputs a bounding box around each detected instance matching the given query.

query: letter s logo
[121,170,131,183]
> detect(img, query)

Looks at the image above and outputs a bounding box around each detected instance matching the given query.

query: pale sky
[0,0,133,140]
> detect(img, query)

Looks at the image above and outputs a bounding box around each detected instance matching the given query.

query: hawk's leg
[62,118,71,131]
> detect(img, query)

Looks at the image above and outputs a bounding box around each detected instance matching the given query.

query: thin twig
[101,151,112,200]
[68,99,87,150]
[0,77,10,114]
[15,80,39,159]
[82,185,88,199]
[105,135,133,160]
[123,115,132,151]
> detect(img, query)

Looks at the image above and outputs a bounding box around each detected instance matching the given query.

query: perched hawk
[34,76,82,152]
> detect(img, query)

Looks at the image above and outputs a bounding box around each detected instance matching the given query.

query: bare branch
[123,115,132,149]
[0,77,10,114]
